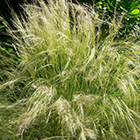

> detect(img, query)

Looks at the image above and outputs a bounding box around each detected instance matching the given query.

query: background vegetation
[0,0,140,140]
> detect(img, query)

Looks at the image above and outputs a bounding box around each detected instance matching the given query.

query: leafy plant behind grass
[0,0,140,139]
[94,0,140,39]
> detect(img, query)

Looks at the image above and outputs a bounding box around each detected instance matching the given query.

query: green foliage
[0,25,5,32]
[0,0,140,139]
[95,0,140,39]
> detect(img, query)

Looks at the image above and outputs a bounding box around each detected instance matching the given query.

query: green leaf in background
[0,25,5,32]
[130,1,140,11]
[8,48,13,53]
[98,1,103,9]
[120,6,128,12]
[121,0,129,11]
[9,58,15,63]
[0,25,5,28]
[95,14,99,19]
[107,0,116,8]
[130,9,140,15]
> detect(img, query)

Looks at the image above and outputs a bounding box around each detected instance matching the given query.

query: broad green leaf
[129,12,140,18]
[130,2,140,11]
[130,9,140,15]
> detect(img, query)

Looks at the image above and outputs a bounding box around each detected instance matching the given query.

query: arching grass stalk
[0,0,140,139]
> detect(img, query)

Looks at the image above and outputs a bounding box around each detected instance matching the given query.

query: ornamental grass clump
[0,0,140,139]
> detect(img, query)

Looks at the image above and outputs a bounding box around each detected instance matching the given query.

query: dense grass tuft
[0,0,140,139]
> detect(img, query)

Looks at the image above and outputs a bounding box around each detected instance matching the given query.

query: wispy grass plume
[0,0,140,139]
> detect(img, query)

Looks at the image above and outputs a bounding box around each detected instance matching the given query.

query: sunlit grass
[0,0,140,139]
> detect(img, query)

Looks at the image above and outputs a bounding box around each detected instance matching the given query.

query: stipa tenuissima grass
[0,0,140,139]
